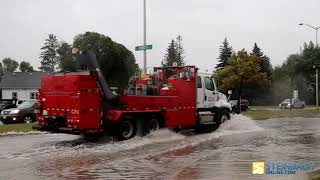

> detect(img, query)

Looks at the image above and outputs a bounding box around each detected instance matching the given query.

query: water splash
[219,114,264,132]
[0,131,45,137]
[5,115,262,160]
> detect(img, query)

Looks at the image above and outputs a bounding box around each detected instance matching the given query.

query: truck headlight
[10,110,19,114]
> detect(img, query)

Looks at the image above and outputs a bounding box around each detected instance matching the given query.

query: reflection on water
[0,115,319,180]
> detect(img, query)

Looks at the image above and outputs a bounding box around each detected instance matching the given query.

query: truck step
[198,112,216,125]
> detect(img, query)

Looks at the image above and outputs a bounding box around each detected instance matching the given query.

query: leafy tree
[19,61,34,72]
[2,58,19,73]
[215,50,270,100]
[246,43,273,104]
[252,43,272,77]
[56,42,76,71]
[39,34,59,72]
[216,38,233,69]
[163,35,185,66]
[73,31,138,91]
[270,42,320,105]
[0,62,3,81]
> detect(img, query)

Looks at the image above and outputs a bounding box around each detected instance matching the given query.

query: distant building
[0,72,49,100]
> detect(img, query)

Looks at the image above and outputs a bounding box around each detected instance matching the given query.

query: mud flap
[136,120,144,137]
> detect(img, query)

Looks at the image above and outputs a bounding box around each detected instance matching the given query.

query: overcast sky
[1,0,320,71]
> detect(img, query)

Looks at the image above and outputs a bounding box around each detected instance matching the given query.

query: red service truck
[34,51,232,140]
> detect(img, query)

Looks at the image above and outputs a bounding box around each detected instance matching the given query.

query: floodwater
[0,115,319,180]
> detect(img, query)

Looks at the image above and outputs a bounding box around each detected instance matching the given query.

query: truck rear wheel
[118,118,137,140]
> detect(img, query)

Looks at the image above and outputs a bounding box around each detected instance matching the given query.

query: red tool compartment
[38,72,101,130]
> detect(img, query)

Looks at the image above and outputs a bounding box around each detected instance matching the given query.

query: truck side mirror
[227,90,232,101]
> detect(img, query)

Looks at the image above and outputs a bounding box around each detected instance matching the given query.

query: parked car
[0,99,26,112]
[230,99,250,113]
[0,99,37,124]
[0,102,10,112]
[279,99,305,109]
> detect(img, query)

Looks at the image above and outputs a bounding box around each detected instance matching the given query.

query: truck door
[197,76,205,108]
[204,76,217,108]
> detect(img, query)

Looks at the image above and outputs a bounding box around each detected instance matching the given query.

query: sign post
[143,0,147,74]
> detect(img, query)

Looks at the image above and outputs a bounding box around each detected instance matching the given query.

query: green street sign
[135,44,153,51]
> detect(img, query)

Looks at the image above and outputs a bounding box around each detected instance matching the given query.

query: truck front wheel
[213,110,230,130]
[118,118,137,140]
[220,110,230,124]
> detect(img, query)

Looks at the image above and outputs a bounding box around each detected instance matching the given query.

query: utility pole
[135,0,152,74]
[299,23,320,108]
[317,68,319,108]
[143,0,147,74]
[314,62,320,109]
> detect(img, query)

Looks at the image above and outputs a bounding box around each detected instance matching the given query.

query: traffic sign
[135,44,153,51]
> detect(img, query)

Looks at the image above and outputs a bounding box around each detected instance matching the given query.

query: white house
[0,72,49,100]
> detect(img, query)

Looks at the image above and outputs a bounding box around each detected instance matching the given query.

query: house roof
[0,72,50,89]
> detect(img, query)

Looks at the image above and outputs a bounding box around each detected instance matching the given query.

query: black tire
[117,118,137,140]
[213,110,230,130]
[144,118,160,135]
[23,115,34,124]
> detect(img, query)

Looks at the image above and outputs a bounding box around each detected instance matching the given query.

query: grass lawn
[242,107,320,120]
[0,123,34,134]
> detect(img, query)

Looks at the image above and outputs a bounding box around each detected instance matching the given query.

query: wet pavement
[0,115,319,180]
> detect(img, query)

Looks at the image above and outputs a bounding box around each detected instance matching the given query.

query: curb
[247,114,320,120]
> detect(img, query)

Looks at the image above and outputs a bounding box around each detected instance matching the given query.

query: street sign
[135,44,153,51]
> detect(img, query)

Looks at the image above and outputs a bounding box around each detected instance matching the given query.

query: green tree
[176,35,185,65]
[252,43,272,77]
[0,62,4,81]
[163,39,177,66]
[39,34,59,72]
[73,31,138,91]
[56,42,76,71]
[247,43,273,104]
[163,35,185,66]
[270,42,320,105]
[216,38,233,69]
[19,61,34,72]
[215,50,270,100]
[2,58,19,73]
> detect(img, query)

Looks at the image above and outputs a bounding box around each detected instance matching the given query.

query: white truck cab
[197,73,231,110]
[196,73,232,128]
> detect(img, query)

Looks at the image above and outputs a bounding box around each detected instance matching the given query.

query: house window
[12,92,17,99]
[30,92,37,99]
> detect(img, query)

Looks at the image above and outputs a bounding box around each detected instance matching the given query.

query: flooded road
[0,115,319,180]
